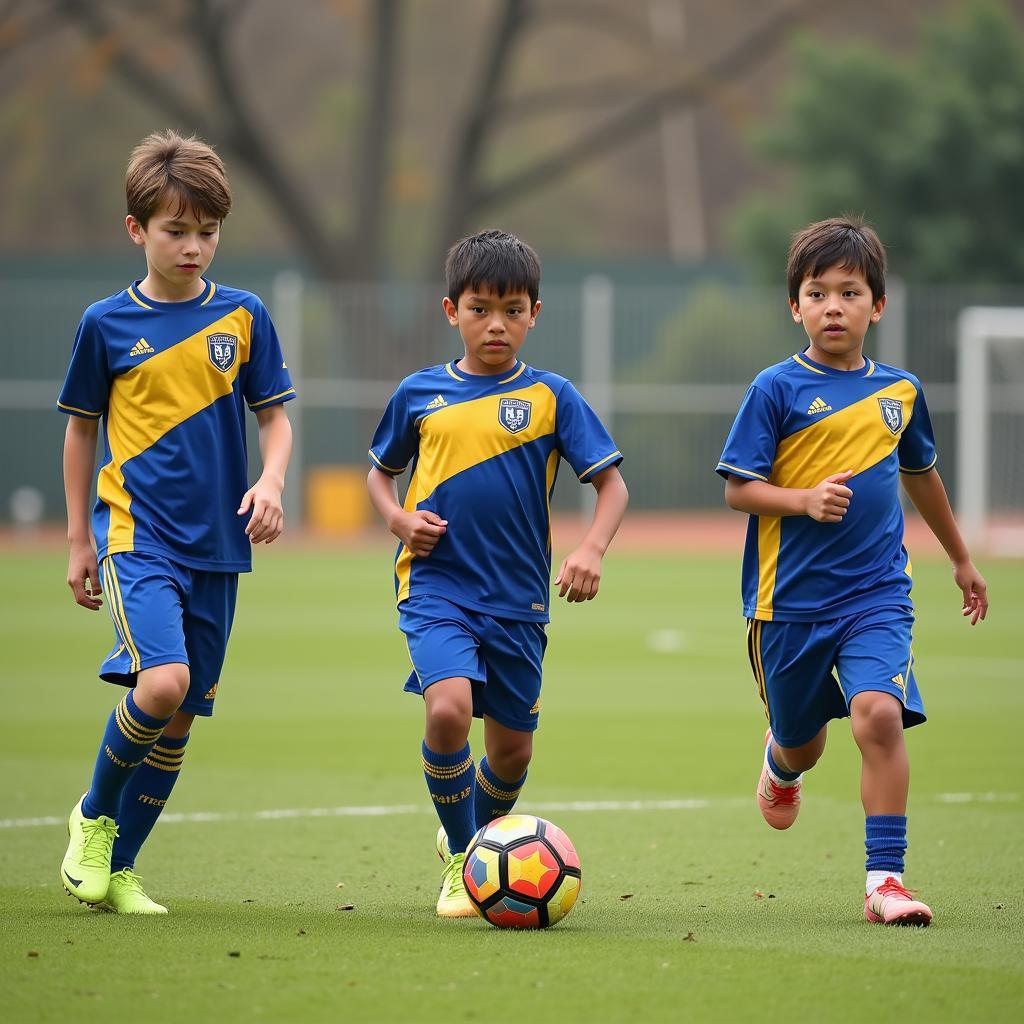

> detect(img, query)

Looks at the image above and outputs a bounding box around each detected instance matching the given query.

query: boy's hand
[804,470,854,522]
[554,544,602,603]
[238,477,285,544]
[393,510,447,556]
[953,559,989,625]
[67,539,102,610]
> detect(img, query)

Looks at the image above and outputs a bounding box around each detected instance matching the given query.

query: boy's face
[126,192,221,300]
[789,264,885,368]
[443,285,540,375]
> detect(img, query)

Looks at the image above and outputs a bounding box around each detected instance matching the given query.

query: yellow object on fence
[305,465,370,533]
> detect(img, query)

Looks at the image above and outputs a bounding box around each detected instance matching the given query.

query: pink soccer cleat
[864,877,933,927]
[756,730,801,829]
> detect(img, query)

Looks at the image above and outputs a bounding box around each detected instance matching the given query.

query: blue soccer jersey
[717,351,937,622]
[58,279,295,572]
[369,360,621,622]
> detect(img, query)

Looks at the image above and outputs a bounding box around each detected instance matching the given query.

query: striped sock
[422,742,476,854]
[111,733,189,872]
[474,757,527,825]
[82,692,172,820]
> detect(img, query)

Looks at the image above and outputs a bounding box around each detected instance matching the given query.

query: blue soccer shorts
[745,605,926,749]
[98,551,239,717]
[398,595,548,733]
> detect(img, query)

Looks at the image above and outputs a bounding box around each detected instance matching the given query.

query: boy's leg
[62,664,186,904]
[475,717,532,826]
[747,618,842,829]
[838,608,931,925]
[423,677,477,853]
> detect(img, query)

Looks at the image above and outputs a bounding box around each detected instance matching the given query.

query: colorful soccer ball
[462,814,582,928]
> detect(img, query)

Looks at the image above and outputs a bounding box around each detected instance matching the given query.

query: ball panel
[541,821,580,870]
[464,845,502,904]
[544,872,581,926]
[479,814,542,846]
[484,894,542,929]
[505,840,561,900]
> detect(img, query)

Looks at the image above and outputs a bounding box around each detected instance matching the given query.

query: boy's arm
[554,465,628,603]
[724,471,855,522]
[238,403,293,545]
[63,416,102,610]
[367,466,447,556]
[900,468,988,624]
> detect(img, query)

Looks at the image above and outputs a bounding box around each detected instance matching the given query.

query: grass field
[2,543,1022,1023]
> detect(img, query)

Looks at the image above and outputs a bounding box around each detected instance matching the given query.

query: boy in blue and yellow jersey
[57,130,294,914]
[367,230,628,917]
[718,217,988,926]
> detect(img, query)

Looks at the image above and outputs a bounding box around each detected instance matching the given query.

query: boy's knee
[425,693,472,746]
[851,692,904,743]
[135,663,190,717]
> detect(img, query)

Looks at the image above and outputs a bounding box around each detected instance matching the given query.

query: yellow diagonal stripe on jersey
[395,382,557,601]
[771,380,917,490]
[98,307,254,553]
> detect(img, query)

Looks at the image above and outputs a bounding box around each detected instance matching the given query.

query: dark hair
[787,216,886,304]
[126,129,232,226]
[444,229,541,306]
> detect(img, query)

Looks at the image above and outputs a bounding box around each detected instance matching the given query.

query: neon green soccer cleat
[61,795,118,905]
[436,853,477,918]
[96,869,168,915]
[436,825,453,864]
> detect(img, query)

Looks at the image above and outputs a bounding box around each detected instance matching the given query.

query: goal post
[957,307,1024,555]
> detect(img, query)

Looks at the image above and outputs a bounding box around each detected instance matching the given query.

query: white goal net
[957,307,1024,555]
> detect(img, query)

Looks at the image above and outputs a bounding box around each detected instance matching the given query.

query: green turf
[2,545,1022,1022]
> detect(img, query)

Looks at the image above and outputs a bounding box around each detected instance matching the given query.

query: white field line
[0,793,1018,830]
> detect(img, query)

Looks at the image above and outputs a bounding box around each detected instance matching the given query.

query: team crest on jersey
[207,333,238,372]
[498,397,532,434]
[878,397,904,434]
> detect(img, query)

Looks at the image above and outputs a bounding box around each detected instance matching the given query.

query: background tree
[731,1,1024,284]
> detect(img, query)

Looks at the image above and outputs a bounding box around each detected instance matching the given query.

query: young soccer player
[717,217,988,926]
[367,229,628,917]
[58,130,295,914]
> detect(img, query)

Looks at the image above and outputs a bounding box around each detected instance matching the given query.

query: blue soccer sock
[766,742,801,783]
[422,741,476,855]
[865,814,907,877]
[111,732,189,872]
[82,692,173,820]
[474,757,527,825]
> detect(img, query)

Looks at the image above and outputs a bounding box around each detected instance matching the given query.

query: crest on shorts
[207,333,237,372]
[878,397,903,434]
[498,397,532,434]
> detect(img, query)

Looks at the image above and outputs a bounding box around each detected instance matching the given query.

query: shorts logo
[203,683,218,700]
[207,333,238,372]
[498,397,531,434]
[878,397,903,434]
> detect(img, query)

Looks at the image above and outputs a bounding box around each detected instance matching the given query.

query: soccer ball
[462,814,582,928]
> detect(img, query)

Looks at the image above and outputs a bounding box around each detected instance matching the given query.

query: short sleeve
[716,384,781,481]
[244,299,296,410]
[898,382,937,474]
[369,383,417,476]
[57,314,110,419]
[555,382,622,481]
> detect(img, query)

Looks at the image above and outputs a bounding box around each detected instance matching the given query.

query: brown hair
[445,229,541,306]
[125,130,232,226]
[787,216,886,304]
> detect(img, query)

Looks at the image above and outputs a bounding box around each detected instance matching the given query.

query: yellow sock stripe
[104,559,141,672]
[142,749,184,770]
[422,756,473,780]
[144,745,186,765]
[114,698,163,745]
[476,769,522,801]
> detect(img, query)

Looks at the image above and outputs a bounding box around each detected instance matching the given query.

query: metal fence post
[272,271,304,526]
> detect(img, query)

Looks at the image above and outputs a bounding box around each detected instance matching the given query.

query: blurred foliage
[731,0,1024,284]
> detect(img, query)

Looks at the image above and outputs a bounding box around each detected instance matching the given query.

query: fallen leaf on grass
[754,891,765,899]
[241,899,256,903]
[228,951,241,958]
[683,933,697,942]
[336,882,346,889]
[995,904,1005,910]
[619,894,634,900]
[336,903,356,911]
[27,951,39,958]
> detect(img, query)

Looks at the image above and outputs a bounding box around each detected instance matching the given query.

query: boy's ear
[870,294,887,322]
[442,296,459,325]
[529,299,541,327]
[789,298,802,323]
[125,215,146,247]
